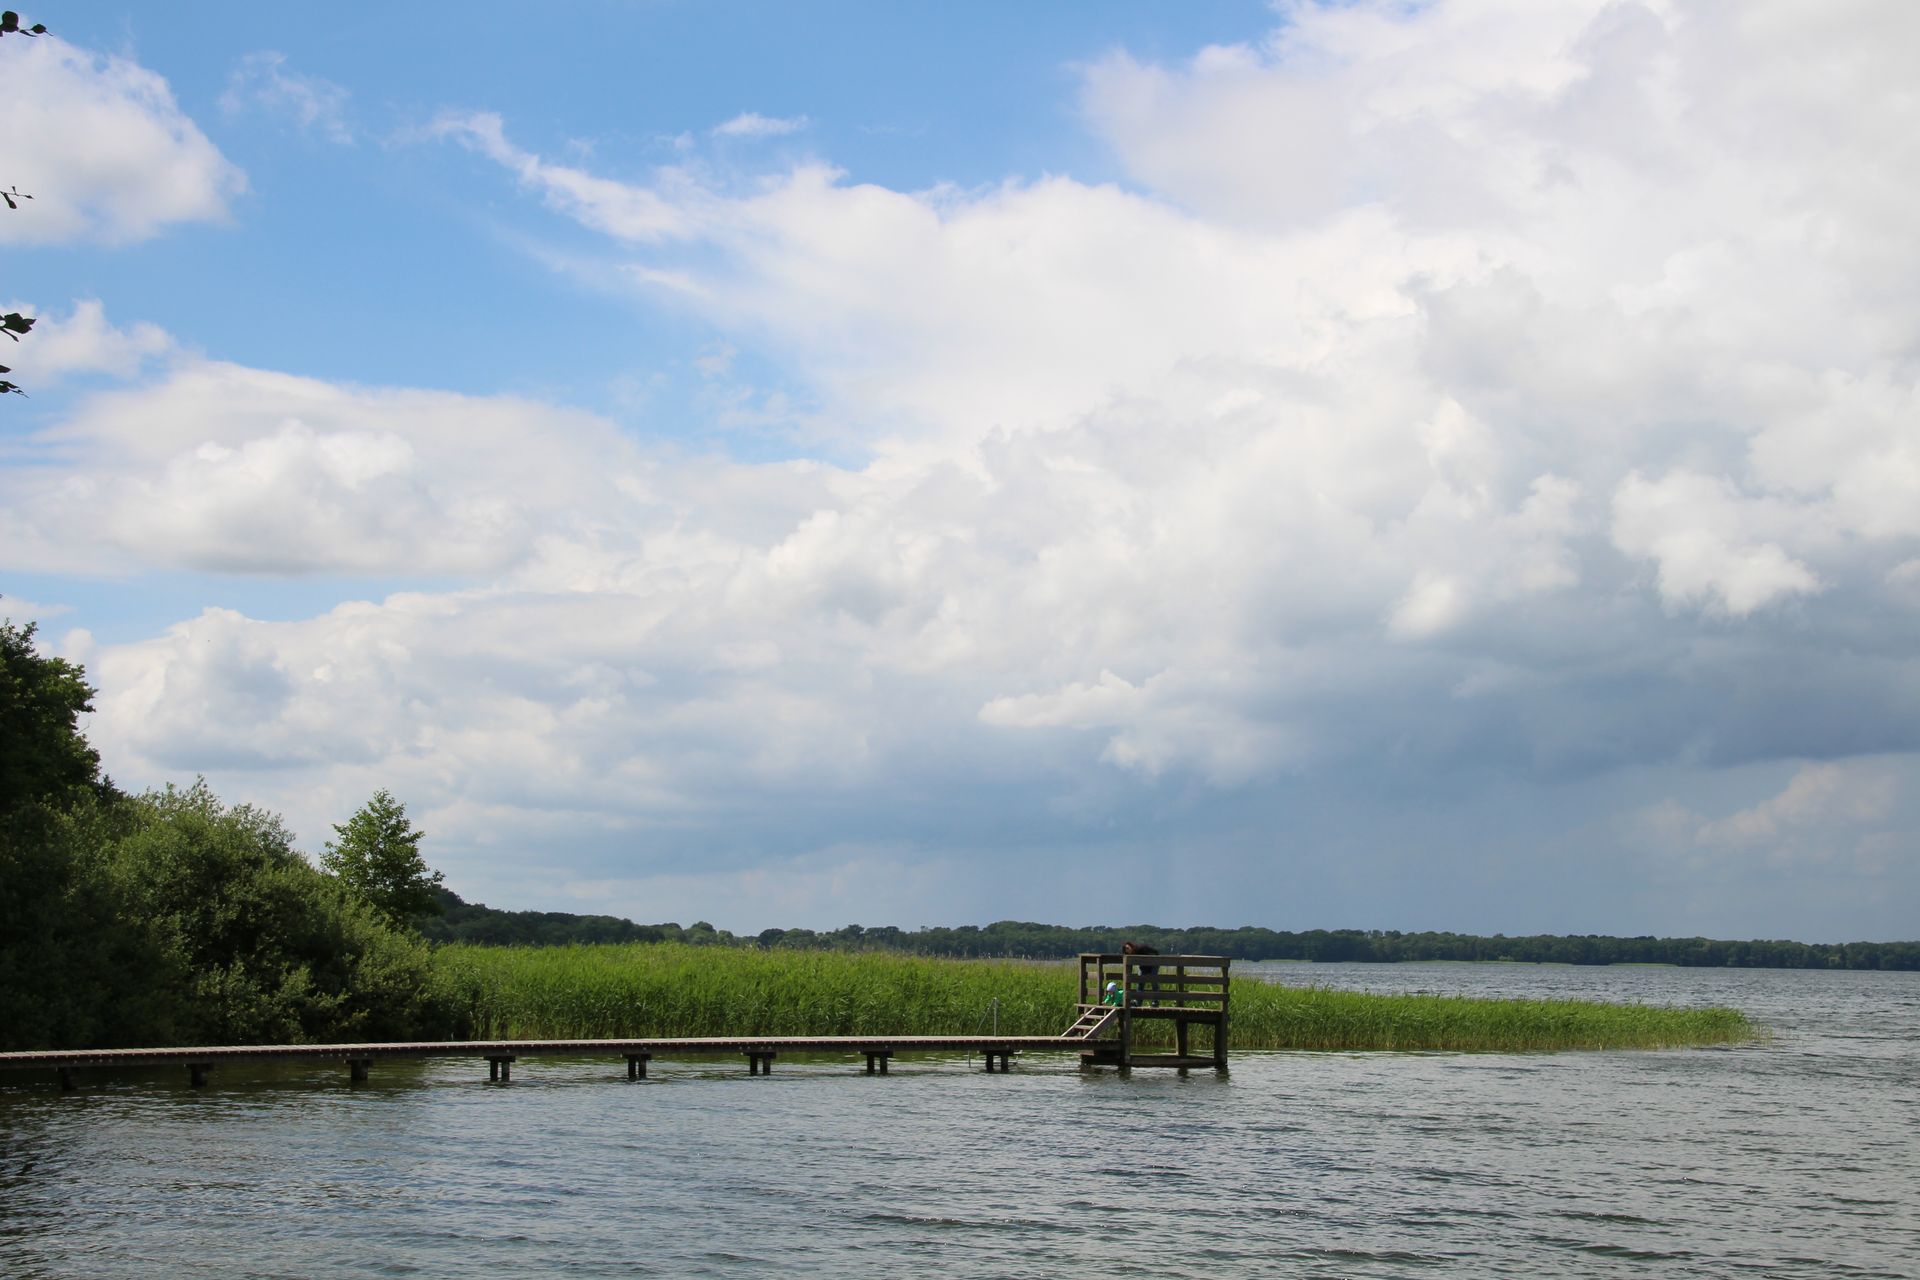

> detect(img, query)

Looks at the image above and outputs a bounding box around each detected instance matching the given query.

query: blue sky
[4,1,1917,940]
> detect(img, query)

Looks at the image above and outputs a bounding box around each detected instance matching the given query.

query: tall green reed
[430,943,1755,1051]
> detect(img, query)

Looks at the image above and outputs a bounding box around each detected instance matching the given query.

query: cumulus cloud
[0,36,244,243]
[1610,471,1821,616]
[220,51,353,143]
[17,0,1920,929]
[0,360,640,574]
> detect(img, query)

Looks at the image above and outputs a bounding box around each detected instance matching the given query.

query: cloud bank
[9,0,1918,936]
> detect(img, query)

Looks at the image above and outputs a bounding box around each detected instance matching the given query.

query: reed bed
[430,943,1756,1051]
[1231,983,1754,1051]
[432,943,1069,1039]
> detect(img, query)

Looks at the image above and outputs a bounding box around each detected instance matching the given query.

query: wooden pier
[0,954,1230,1088]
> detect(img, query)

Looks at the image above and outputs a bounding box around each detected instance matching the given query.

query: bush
[109,781,457,1045]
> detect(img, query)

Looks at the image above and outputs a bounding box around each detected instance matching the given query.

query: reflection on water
[3,965,1916,1277]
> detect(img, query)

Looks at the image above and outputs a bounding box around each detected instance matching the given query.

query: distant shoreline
[422,890,1919,971]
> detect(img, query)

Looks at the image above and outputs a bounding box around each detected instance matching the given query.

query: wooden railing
[1077,952,1230,1007]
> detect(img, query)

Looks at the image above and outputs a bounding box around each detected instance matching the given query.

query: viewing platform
[1071,952,1231,1072]
[0,954,1231,1087]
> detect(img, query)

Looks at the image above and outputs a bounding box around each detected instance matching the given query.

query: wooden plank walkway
[0,1035,1089,1084]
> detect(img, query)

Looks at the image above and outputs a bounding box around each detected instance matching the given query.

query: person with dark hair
[1122,940,1160,1007]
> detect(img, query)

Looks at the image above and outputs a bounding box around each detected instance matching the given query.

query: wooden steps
[1060,1004,1118,1040]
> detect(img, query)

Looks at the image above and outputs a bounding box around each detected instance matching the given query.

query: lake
[2,963,1915,1277]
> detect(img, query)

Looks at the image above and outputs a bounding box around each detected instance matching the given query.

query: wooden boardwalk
[0,953,1232,1087]
[0,1035,1073,1084]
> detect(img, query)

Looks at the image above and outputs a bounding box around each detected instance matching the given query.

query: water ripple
[3,967,1917,1277]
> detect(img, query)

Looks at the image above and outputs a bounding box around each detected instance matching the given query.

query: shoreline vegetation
[435,943,1758,1053]
[423,889,1920,971]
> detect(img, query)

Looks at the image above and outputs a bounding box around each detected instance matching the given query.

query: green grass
[429,943,1757,1051]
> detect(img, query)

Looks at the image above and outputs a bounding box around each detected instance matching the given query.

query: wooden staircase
[1059,1004,1118,1040]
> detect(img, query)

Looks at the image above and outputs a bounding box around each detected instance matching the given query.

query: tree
[322,789,445,930]
[1,615,110,813]
[118,780,451,1044]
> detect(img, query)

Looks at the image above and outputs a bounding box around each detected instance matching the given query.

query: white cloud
[0,360,641,574]
[0,299,171,380]
[710,112,808,139]
[1610,471,1821,616]
[1632,761,1904,878]
[1695,762,1894,849]
[0,37,244,244]
[432,110,696,243]
[220,51,353,144]
[0,596,70,622]
[13,1,1920,929]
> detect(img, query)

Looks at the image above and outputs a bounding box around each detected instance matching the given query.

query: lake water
[2,964,1915,1278]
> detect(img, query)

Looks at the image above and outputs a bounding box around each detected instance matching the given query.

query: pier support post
[1214,959,1231,1074]
[487,1055,515,1083]
[982,1050,1016,1073]
[863,1051,893,1075]
[349,1059,371,1083]
[57,1067,76,1091]
[188,1063,211,1089]
[626,1054,651,1080]
[746,1052,776,1075]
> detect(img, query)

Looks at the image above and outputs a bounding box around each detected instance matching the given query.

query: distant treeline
[420,886,722,947]
[421,892,1919,970]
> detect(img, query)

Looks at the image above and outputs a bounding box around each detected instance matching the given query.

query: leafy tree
[6,620,104,790]
[322,789,445,930]
[1,617,112,811]
[110,780,453,1044]
[0,792,166,1050]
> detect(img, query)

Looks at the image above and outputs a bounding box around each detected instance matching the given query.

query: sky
[3,0,1916,941]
